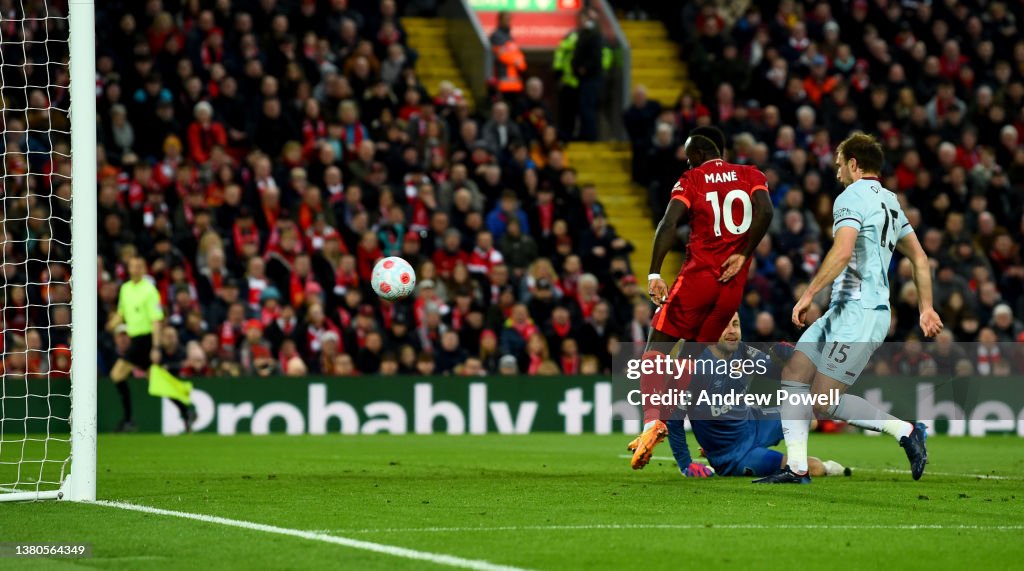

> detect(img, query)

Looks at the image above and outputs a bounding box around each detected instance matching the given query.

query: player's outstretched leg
[823,393,925,479]
[628,349,670,469]
[900,422,928,480]
[628,328,681,470]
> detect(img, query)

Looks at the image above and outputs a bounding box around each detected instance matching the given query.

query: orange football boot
[629,420,668,470]
[626,436,640,452]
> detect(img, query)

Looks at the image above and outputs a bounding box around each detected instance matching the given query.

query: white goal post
[67,0,97,503]
[0,0,95,502]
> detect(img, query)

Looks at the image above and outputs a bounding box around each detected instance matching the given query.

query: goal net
[0,0,96,502]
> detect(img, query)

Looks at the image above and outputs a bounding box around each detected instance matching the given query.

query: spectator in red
[354,230,383,281]
[559,338,580,375]
[258,286,283,326]
[499,303,538,359]
[50,344,71,379]
[338,100,370,160]
[890,336,937,375]
[300,99,328,159]
[467,230,504,277]
[180,341,216,378]
[524,333,550,376]
[304,302,341,358]
[412,279,444,327]
[148,11,183,56]
[938,39,968,81]
[432,229,467,280]
[243,256,270,312]
[186,101,227,165]
[296,186,334,233]
[240,319,270,371]
[153,135,184,189]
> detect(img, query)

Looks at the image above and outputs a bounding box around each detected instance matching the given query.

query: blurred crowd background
[0,0,1021,379]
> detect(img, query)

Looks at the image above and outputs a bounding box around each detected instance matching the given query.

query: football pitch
[5,433,1024,570]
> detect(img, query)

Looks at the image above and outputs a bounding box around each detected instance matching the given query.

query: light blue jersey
[830,177,914,309]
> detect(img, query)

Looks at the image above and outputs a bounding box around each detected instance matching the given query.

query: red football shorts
[651,270,746,342]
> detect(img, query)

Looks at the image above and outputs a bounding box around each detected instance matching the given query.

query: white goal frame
[67,0,97,503]
[0,0,96,502]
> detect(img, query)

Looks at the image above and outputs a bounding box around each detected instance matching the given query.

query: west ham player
[630,126,774,469]
[631,313,849,478]
[755,133,943,484]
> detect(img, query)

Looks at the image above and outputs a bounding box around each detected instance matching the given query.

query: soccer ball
[371,257,416,301]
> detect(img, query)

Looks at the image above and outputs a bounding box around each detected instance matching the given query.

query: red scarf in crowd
[561,354,579,375]
[302,118,327,158]
[528,354,543,375]
[232,223,261,257]
[537,203,554,235]
[505,317,538,342]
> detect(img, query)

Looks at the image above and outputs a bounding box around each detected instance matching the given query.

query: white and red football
[371,256,417,301]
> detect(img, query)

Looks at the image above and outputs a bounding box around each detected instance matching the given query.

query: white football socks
[780,380,812,474]
[828,394,913,441]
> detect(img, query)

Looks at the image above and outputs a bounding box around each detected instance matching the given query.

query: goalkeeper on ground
[630,313,848,478]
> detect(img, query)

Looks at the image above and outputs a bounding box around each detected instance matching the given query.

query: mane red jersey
[670,159,768,276]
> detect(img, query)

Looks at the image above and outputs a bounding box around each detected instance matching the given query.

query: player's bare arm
[896,231,944,337]
[648,199,687,306]
[792,226,858,327]
[719,189,774,283]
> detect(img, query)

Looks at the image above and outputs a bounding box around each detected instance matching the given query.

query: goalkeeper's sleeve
[666,418,693,472]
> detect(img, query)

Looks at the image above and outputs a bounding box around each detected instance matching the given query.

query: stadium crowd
[80,0,639,379]
[0,0,1021,380]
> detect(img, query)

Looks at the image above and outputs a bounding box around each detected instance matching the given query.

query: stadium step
[631,46,682,59]
[567,142,683,282]
[598,194,646,208]
[632,68,688,83]
[619,21,668,39]
[403,17,476,110]
[620,21,690,106]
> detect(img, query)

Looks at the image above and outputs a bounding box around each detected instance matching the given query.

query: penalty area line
[94,500,533,571]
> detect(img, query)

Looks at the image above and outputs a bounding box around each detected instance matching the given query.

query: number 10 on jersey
[705,190,753,237]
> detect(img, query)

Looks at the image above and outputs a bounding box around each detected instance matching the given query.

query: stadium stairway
[618,20,693,106]
[567,142,684,283]
[575,20,689,284]
[403,17,476,110]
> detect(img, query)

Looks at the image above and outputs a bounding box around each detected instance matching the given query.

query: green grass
[3,434,1024,570]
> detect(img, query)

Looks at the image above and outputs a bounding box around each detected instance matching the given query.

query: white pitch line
[318,523,1024,534]
[615,455,1022,480]
[95,501,532,571]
